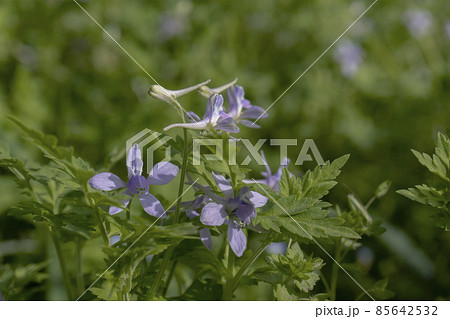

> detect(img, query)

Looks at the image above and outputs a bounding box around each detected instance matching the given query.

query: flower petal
[228,220,247,257]
[139,193,166,217]
[242,105,268,119]
[186,111,201,123]
[89,172,126,191]
[235,202,256,224]
[227,85,245,118]
[199,228,213,251]
[108,195,131,215]
[148,162,179,185]
[239,119,260,128]
[186,209,200,219]
[212,172,234,199]
[249,191,268,208]
[127,144,143,177]
[109,235,121,246]
[215,117,240,133]
[200,202,227,226]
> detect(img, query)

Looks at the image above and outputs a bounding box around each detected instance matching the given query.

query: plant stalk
[75,238,84,296]
[329,241,343,301]
[148,128,189,298]
[50,228,74,300]
[232,240,268,291]
[223,246,235,300]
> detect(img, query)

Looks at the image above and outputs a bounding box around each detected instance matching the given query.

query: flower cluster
[163,84,267,133]
[91,80,275,257]
[177,172,268,256]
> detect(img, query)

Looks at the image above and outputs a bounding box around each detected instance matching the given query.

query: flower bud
[198,78,238,98]
[148,79,211,105]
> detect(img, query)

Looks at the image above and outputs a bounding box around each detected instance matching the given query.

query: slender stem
[320,271,331,295]
[232,240,268,291]
[148,128,189,298]
[365,196,376,210]
[330,241,342,301]
[50,228,73,300]
[163,260,178,296]
[75,238,84,296]
[223,246,235,300]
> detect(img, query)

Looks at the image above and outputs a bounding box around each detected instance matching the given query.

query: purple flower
[174,194,209,219]
[227,85,267,128]
[244,151,290,192]
[333,40,364,77]
[163,94,239,133]
[89,144,178,217]
[404,10,433,38]
[110,234,121,246]
[199,172,268,257]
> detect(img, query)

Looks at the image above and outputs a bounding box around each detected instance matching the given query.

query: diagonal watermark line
[252,179,376,301]
[253,0,379,124]
[72,0,197,123]
[76,178,199,301]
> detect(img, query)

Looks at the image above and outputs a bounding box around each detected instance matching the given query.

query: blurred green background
[0,0,449,300]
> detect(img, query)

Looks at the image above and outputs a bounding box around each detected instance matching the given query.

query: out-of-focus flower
[164,94,239,133]
[199,172,268,256]
[266,242,288,255]
[445,21,450,40]
[89,144,178,217]
[227,85,267,128]
[244,151,290,192]
[404,10,433,38]
[333,40,364,77]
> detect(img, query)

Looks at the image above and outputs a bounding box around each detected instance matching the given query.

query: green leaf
[265,242,325,299]
[398,132,450,230]
[364,278,395,300]
[397,185,448,209]
[9,116,95,188]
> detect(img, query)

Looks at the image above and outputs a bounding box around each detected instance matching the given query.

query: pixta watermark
[127,129,325,173]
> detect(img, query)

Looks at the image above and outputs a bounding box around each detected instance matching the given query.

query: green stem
[320,271,331,295]
[223,246,235,300]
[232,240,268,291]
[148,128,189,298]
[75,238,84,296]
[163,260,178,296]
[50,228,73,300]
[330,241,342,301]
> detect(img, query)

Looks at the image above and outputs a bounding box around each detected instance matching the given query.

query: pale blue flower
[227,85,267,128]
[404,10,433,38]
[164,94,239,133]
[244,151,290,192]
[333,40,364,77]
[89,144,178,217]
[199,172,268,257]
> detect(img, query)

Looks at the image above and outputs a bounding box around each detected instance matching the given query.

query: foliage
[0,0,449,301]
[397,132,450,230]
